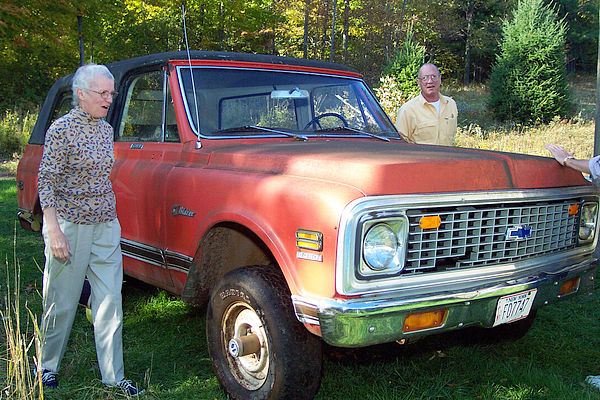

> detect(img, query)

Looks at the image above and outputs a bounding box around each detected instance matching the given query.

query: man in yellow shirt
[395,63,458,145]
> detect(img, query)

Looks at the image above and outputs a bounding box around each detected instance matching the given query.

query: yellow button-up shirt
[394,93,458,145]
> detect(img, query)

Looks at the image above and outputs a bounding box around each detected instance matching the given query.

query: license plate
[493,289,537,327]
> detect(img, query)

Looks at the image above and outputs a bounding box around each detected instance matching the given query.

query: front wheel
[206,265,323,400]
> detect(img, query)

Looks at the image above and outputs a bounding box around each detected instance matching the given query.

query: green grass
[0,161,18,178]
[3,176,600,399]
[3,77,600,398]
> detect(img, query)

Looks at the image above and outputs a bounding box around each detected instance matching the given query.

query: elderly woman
[37,63,143,396]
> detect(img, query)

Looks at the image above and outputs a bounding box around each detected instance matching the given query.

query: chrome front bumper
[292,259,596,347]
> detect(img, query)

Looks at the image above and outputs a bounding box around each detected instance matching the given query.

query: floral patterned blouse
[38,107,116,224]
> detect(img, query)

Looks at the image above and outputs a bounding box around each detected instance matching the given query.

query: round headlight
[363,224,398,271]
[579,203,598,242]
[580,223,594,241]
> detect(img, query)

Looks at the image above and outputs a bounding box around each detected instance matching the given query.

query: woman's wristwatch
[561,155,575,166]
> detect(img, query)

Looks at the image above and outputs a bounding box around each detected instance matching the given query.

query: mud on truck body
[17,51,598,399]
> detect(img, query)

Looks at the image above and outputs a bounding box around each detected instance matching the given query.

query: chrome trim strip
[121,239,164,267]
[17,209,33,223]
[293,298,321,325]
[120,238,192,272]
[336,187,600,296]
[164,249,193,273]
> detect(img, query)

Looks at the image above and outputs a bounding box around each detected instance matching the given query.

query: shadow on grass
[322,323,516,367]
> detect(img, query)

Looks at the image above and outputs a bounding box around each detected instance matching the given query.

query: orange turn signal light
[559,277,580,297]
[419,215,442,230]
[568,204,580,216]
[403,309,447,333]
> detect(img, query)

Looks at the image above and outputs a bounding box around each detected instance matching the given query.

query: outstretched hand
[545,144,573,165]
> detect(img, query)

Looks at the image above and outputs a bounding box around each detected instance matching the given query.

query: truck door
[112,68,182,289]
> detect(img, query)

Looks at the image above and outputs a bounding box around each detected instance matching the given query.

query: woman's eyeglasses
[88,89,119,99]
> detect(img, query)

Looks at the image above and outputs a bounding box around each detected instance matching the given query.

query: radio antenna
[181,3,201,148]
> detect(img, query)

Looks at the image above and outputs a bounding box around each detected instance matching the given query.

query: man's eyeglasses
[418,74,440,82]
[87,89,119,99]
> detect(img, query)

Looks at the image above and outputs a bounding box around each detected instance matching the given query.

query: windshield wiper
[213,125,308,141]
[313,126,391,142]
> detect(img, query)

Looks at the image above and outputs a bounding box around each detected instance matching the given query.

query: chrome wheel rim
[222,301,269,390]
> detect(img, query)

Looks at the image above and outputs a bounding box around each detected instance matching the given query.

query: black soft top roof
[107,50,358,76]
[29,51,359,144]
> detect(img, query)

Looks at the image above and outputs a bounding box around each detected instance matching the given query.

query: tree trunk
[271,0,276,54]
[219,1,225,50]
[304,0,311,58]
[384,0,392,62]
[594,0,600,156]
[398,0,409,41]
[198,3,205,48]
[330,0,337,61]
[342,0,349,61]
[321,0,330,59]
[463,0,475,84]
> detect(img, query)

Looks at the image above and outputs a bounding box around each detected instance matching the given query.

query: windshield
[177,66,398,138]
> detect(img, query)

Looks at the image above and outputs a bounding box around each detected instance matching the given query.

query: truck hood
[205,140,589,196]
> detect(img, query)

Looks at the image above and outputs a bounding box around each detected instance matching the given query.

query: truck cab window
[117,70,179,142]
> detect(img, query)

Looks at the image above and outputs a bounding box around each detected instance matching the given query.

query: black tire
[206,265,323,400]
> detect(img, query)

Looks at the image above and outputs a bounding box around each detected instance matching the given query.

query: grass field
[3,78,600,399]
[450,75,595,159]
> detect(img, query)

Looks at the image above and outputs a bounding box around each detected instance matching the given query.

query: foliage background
[0,0,598,114]
[489,0,572,123]
[2,1,600,397]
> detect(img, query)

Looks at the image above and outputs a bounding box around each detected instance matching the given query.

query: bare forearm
[563,157,591,174]
[43,207,60,230]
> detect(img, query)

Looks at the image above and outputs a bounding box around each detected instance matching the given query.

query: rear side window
[48,92,73,127]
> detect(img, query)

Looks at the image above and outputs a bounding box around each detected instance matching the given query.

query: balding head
[417,63,441,102]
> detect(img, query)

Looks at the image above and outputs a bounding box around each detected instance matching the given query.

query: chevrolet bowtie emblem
[505,225,533,241]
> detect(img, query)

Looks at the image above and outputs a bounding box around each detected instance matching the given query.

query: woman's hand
[43,207,71,262]
[48,225,71,262]
[545,144,573,165]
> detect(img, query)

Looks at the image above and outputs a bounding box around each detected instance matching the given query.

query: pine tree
[383,28,426,103]
[489,0,572,123]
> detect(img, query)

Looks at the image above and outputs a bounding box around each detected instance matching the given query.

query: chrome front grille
[405,200,580,273]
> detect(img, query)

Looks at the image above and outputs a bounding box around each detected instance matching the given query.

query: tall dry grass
[456,121,595,159]
[1,234,43,400]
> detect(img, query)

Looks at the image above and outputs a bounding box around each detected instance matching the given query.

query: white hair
[71,64,114,107]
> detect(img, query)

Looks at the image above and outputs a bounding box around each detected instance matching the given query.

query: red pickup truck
[17,51,598,399]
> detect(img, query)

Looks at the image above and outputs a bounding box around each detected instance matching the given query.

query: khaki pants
[40,217,124,385]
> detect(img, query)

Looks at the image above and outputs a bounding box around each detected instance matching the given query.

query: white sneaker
[106,378,145,396]
[585,375,600,390]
